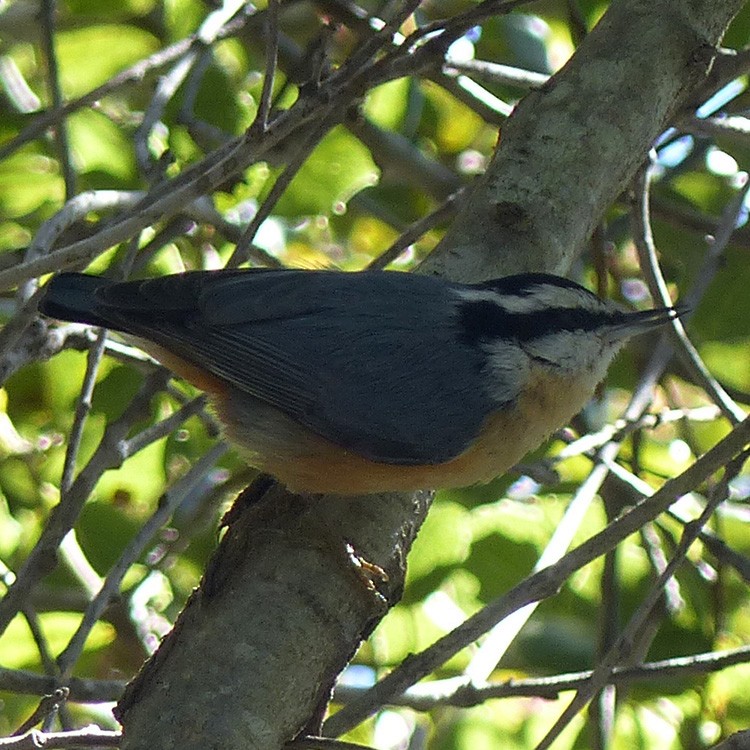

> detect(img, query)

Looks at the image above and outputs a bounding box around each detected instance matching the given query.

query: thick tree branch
[424,0,742,280]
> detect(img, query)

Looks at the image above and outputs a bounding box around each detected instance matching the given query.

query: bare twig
[60,330,107,494]
[136,0,248,178]
[56,442,228,677]
[121,396,210,459]
[535,449,750,749]
[553,405,722,463]
[39,0,75,199]
[369,187,465,270]
[0,371,170,636]
[255,0,280,132]
[324,418,750,736]
[13,689,69,736]
[632,158,746,423]
[463,463,603,683]
[0,727,121,749]
[228,113,335,266]
[430,71,512,121]
[679,113,750,143]
[334,643,750,708]
[0,5,258,162]
[442,58,549,89]
[0,667,124,703]
[0,20,455,290]
[402,0,536,52]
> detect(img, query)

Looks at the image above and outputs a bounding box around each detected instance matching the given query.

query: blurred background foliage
[0,0,749,748]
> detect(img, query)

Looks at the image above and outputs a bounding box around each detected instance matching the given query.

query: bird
[38,269,679,494]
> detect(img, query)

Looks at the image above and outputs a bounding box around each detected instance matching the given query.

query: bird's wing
[43,270,495,464]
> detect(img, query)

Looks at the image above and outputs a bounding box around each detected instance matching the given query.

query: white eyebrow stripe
[455,286,606,314]
[454,289,509,305]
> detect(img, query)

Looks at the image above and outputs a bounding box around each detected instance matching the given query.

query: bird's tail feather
[38,273,115,328]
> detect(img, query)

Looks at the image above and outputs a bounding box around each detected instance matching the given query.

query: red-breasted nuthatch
[39,269,678,494]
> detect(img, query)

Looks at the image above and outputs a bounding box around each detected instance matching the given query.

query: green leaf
[422,82,484,153]
[0,612,114,669]
[0,150,63,218]
[66,0,158,15]
[56,25,159,97]
[76,500,146,572]
[364,79,410,130]
[272,127,379,217]
[68,109,137,183]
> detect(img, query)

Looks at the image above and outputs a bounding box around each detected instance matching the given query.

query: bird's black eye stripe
[458,300,624,345]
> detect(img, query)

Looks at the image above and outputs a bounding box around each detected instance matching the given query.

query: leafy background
[0,0,749,748]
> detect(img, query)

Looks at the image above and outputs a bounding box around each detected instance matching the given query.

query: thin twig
[442,58,549,89]
[333,643,750,708]
[19,609,59,685]
[121,395,210,459]
[463,463,603,683]
[632,158,746,423]
[57,531,102,599]
[255,0,280,132]
[368,188,465,270]
[323,417,750,736]
[39,0,75,199]
[0,4,479,291]
[534,449,750,749]
[227,113,335,266]
[601,460,750,584]
[56,442,228,677]
[13,689,69,736]
[349,116,461,201]
[553,405,722,463]
[0,5,258,162]
[679,113,750,144]
[135,53,198,178]
[0,728,121,749]
[60,330,107,494]
[0,667,124,703]
[328,0,421,86]
[429,70,511,121]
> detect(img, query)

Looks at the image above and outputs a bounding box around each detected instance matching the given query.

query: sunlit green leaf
[364,79,410,130]
[0,150,63,218]
[273,127,379,217]
[0,613,114,669]
[68,110,137,182]
[56,25,159,96]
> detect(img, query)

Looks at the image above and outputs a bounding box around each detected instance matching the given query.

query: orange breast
[211,369,596,495]
[141,342,596,494]
[133,341,232,395]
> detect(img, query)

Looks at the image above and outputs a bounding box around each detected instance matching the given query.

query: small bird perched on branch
[39,269,678,494]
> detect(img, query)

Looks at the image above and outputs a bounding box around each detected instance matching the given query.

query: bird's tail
[38,273,116,328]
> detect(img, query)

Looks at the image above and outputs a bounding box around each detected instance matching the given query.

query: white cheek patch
[522,331,624,377]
